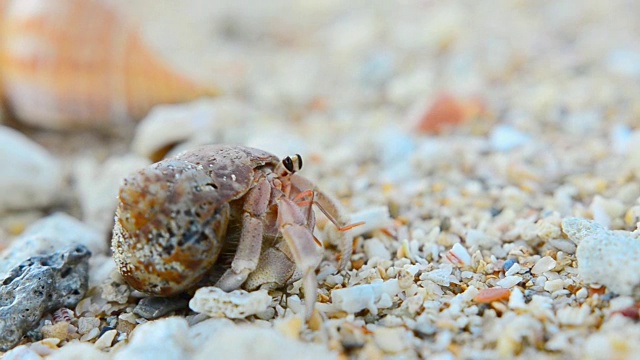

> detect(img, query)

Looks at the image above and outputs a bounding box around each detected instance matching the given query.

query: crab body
[112,144,352,317]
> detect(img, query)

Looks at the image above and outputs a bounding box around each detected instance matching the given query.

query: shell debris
[189,287,272,319]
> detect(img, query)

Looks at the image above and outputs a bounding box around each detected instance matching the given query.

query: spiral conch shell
[0,0,218,129]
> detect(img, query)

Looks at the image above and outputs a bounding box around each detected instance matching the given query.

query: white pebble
[446,243,471,266]
[189,287,271,319]
[0,125,63,212]
[496,276,522,289]
[193,324,337,360]
[94,329,117,350]
[531,256,556,275]
[508,288,526,309]
[543,279,564,293]
[345,206,392,238]
[78,317,101,335]
[48,341,109,360]
[505,263,521,276]
[81,328,100,342]
[331,279,401,315]
[2,345,43,360]
[563,217,640,296]
[373,327,408,353]
[364,238,391,261]
[489,124,531,152]
[113,317,190,360]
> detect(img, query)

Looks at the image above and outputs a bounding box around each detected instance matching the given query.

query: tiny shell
[0,0,217,129]
[474,287,511,303]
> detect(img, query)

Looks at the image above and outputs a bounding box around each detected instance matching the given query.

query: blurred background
[1,0,639,234]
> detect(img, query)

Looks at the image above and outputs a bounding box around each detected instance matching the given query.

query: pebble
[94,329,117,350]
[47,341,109,360]
[331,279,401,315]
[364,238,391,261]
[189,287,272,319]
[0,213,104,276]
[134,296,190,320]
[563,217,640,296]
[496,276,522,289]
[373,327,408,353]
[113,317,190,360]
[445,243,471,267]
[78,317,101,335]
[531,256,557,275]
[192,324,337,360]
[0,245,91,351]
[0,126,63,213]
[489,124,531,152]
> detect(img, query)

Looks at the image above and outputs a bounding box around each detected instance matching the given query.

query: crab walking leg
[290,175,354,269]
[216,178,270,291]
[277,197,323,319]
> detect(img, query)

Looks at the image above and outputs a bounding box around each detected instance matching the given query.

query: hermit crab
[112,144,358,318]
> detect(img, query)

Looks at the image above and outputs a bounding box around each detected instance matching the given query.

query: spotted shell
[112,145,279,296]
[0,0,217,129]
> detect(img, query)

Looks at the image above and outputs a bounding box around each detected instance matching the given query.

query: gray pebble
[134,296,189,320]
[0,245,91,351]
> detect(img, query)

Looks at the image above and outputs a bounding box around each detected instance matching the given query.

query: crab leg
[276,196,323,320]
[290,175,356,269]
[216,178,270,291]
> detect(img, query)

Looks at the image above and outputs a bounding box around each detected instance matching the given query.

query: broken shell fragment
[0,0,217,129]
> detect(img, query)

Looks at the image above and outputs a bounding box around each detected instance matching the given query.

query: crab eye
[282,156,294,173]
[295,154,303,170]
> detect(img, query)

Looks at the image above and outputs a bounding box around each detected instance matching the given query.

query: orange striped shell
[0,0,217,129]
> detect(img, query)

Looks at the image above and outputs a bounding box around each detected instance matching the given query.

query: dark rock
[0,245,91,351]
[133,296,189,320]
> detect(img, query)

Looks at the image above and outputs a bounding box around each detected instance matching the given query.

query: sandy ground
[3,1,640,359]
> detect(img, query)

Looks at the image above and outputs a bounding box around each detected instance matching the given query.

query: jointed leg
[276,197,323,320]
[216,178,270,291]
[290,175,360,269]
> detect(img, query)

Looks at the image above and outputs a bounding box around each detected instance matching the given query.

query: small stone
[496,276,522,289]
[40,322,70,341]
[78,317,101,335]
[0,125,63,213]
[503,259,517,272]
[505,263,521,276]
[445,243,471,266]
[189,287,271,319]
[0,245,91,351]
[192,324,337,360]
[531,256,556,275]
[363,238,391,261]
[47,341,109,360]
[489,124,531,152]
[134,296,189,320]
[373,327,408,353]
[331,279,401,315]
[563,217,640,296]
[94,329,117,350]
[113,317,190,360]
[474,288,511,303]
[543,279,564,293]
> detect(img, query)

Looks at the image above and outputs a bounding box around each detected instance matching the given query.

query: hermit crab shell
[0,0,217,129]
[112,145,279,296]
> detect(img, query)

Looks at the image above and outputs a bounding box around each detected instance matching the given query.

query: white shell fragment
[0,126,63,212]
[344,206,393,238]
[446,243,471,266]
[113,317,191,360]
[331,279,401,315]
[562,217,640,296]
[189,287,272,319]
[531,256,557,275]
